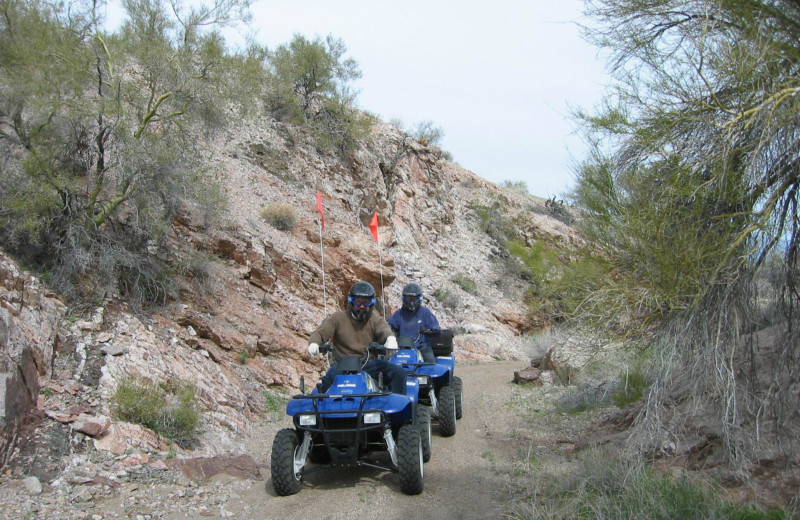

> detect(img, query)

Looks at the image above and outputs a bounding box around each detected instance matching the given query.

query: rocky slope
[1,114,578,482]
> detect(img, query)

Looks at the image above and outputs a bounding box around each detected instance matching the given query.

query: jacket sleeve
[372,314,395,344]
[386,311,400,333]
[309,314,337,345]
[423,307,441,331]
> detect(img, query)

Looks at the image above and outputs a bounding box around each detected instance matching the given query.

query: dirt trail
[239,361,526,520]
[0,361,532,520]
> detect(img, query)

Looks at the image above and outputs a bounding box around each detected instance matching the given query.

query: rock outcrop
[0,252,66,466]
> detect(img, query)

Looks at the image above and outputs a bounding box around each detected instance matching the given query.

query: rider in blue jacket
[387,283,440,363]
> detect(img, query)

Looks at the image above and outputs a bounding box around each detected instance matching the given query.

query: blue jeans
[320,358,407,394]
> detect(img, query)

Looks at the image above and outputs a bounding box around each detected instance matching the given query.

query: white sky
[108,0,611,199]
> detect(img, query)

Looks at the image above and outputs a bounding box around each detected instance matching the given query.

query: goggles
[348,296,376,308]
[403,294,422,303]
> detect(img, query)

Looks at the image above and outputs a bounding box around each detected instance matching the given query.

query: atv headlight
[298,413,317,426]
[363,412,382,424]
[416,375,429,386]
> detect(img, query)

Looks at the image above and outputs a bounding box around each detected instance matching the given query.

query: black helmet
[401,282,423,313]
[348,281,377,321]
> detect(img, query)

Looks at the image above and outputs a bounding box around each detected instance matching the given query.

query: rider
[387,282,441,363]
[307,281,405,394]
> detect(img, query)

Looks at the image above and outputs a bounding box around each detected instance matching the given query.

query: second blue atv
[389,329,463,438]
[271,343,428,496]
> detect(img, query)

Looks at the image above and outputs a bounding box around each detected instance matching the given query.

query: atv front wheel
[397,424,424,495]
[453,376,464,420]
[416,405,433,462]
[271,428,304,496]
[437,384,457,437]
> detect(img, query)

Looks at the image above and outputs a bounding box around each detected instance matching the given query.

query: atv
[271,343,428,496]
[389,329,463,438]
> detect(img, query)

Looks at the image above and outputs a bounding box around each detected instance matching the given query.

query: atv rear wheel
[453,376,464,420]
[437,384,457,437]
[271,428,304,496]
[397,424,424,495]
[416,404,432,462]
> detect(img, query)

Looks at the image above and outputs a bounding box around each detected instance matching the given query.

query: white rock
[23,476,42,494]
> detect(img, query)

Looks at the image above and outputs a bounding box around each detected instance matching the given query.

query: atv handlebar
[318,342,393,360]
[368,342,389,355]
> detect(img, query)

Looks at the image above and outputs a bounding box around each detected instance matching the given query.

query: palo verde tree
[0,0,258,304]
[266,33,371,153]
[570,0,800,474]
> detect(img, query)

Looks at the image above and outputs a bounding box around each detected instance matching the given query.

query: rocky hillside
[1,114,578,470]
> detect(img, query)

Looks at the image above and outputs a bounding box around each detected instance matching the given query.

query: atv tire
[453,376,464,420]
[271,428,304,496]
[416,404,433,462]
[437,384,457,437]
[397,424,424,495]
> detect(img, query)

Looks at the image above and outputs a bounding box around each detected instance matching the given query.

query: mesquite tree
[0,0,256,303]
[571,0,800,474]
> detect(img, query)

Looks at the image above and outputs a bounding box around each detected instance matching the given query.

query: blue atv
[389,329,463,439]
[271,343,428,496]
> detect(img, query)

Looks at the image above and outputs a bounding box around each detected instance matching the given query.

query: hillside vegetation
[561,0,800,510]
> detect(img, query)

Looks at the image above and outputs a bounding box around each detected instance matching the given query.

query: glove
[384,336,398,350]
[307,343,320,356]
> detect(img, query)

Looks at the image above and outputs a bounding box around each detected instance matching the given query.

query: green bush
[112,376,200,448]
[501,180,529,195]
[433,287,461,310]
[263,388,288,413]
[507,239,560,289]
[556,384,612,414]
[451,274,478,295]
[260,204,297,231]
[611,367,649,408]
[468,200,517,244]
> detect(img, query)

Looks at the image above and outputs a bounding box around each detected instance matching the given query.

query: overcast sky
[109,0,611,199]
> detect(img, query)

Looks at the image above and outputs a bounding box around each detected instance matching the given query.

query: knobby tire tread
[271,428,303,496]
[397,424,424,495]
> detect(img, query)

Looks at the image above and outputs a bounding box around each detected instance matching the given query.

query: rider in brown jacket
[307,281,405,394]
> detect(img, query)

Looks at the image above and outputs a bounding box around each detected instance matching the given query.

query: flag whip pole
[316,193,327,315]
[369,212,385,317]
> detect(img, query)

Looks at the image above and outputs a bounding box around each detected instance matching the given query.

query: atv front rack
[291,391,397,469]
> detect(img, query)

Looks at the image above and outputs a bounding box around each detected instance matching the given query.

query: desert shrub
[505,450,793,520]
[501,180,529,195]
[433,287,461,310]
[522,330,561,362]
[506,239,560,289]
[451,274,478,295]
[556,388,609,414]
[468,200,517,245]
[263,388,289,414]
[261,204,297,231]
[112,376,200,448]
[309,99,374,154]
[410,120,444,146]
[436,147,454,161]
[544,196,573,224]
[610,366,649,409]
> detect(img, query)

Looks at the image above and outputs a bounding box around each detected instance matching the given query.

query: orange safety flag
[369,212,379,242]
[316,192,325,230]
